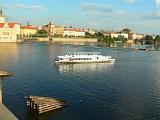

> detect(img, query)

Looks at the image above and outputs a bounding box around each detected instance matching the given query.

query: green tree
[32,30,48,37]
[145,35,153,44]
[117,35,127,43]
[154,35,160,42]
[85,32,92,38]
[97,32,104,37]
[104,36,110,42]
[109,37,114,43]
[145,35,153,41]
[37,30,48,34]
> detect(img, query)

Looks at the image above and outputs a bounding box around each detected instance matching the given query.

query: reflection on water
[52,41,97,46]
[97,42,133,48]
[0,43,19,66]
[56,63,114,74]
[0,43,18,58]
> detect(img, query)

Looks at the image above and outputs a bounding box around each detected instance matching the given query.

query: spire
[27,21,30,26]
[49,21,52,25]
[0,9,3,17]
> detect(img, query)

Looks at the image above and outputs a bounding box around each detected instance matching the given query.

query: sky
[0,0,160,34]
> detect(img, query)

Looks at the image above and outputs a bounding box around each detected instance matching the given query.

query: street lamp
[0,71,12,104]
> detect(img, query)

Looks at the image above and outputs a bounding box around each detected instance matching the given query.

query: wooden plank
[26,95,67,114]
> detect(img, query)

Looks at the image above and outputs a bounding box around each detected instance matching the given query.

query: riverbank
[36,37,97,43]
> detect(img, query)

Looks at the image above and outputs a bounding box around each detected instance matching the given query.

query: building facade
[84,29,96,35]
[0,9,21,42]
[21,25,37,37]
[0,23,21,42]
[132,33,145,40]
[104,32,128,39]
[42,22,64,37]
[64,28,85,37]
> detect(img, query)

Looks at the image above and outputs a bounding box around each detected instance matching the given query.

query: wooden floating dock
[0,71,12,78]
[26,95,67,114]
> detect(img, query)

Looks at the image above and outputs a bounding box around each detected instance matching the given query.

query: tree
[85,32,92,38]
[117,35,127,43]
[145,35,153,41]
[37,30,48,34]
[145,35,153,44]
[32,30,48,37]
[154,35,160,42]
[104,36,110,42]
[97,32,104,37]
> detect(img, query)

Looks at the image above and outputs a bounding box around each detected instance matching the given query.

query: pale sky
[0,0,160,34]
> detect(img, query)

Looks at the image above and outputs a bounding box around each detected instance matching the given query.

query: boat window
[60,58,62,60]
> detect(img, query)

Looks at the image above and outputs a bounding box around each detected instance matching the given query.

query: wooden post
[0,79,2,104]
[35,104,39,114]
[31,101,34,111]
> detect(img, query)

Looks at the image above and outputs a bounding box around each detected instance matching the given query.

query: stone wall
[52,38,97,42]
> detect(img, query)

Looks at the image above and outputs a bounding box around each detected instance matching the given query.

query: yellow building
[21,25,37,37]
[42,22,64,37]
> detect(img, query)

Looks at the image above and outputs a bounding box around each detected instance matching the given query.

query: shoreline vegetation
[22,30,128,43]
[21,30,160,49]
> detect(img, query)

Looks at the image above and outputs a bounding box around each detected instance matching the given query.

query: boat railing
[65,52,101,56]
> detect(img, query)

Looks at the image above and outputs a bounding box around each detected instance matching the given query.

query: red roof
[8,23,15,28]
[64,28,84,32]
[0,23,4,28]
[0,23,19,28]
[21,25,37,30]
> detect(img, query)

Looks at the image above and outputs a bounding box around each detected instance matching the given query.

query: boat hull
[55,59,115,64]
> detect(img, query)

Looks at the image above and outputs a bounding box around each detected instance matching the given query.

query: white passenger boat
[54,52,115,64]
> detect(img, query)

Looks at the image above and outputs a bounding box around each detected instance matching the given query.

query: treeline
[144,35,160,44]
[85,32,127,43]
[32,30,48,37]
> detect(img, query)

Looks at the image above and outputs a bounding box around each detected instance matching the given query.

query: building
[84,29,96,35]
[64,27,85,37]
[0,10,21,42]
[54,25,64,37]
[42,22,64,37]
[0,23,21,42]
[132,33,145,40]
[21,25,37,37]
[103,31,128,39]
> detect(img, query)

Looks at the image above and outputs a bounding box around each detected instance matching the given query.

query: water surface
[0,43,160,120]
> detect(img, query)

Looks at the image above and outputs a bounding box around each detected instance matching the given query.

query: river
[0,42,160,120]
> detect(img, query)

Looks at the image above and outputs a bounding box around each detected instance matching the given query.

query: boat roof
[65,52,101,55]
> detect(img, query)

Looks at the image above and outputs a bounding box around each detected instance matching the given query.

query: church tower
[0,9,5,23]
